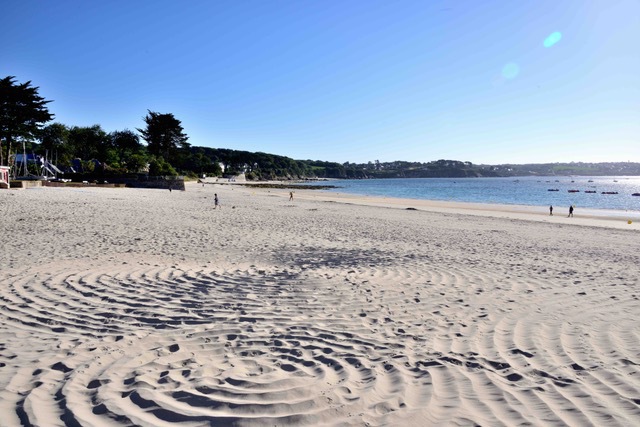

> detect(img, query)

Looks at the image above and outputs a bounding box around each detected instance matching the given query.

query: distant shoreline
[254,183,640,230]
[218,182,338,190]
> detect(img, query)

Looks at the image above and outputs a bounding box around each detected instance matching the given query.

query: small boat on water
[568,190,580,193]
[601,191,618,195]
[632,193,640,197]
[548,189,559,192]
[584,190,596,194]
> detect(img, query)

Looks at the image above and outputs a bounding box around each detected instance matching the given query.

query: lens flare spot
[544,31,562,48]
[502,63,520,79]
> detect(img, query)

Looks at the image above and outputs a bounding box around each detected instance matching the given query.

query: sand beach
[0,182,638,426]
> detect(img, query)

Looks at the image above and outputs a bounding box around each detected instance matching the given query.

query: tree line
[0,75,495,181]
[4,76,639,181]
[0,75,346,180]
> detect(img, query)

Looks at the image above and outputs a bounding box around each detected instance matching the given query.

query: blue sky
[2,0,638,164]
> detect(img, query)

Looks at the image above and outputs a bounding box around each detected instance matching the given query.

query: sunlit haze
[2,0,638,164]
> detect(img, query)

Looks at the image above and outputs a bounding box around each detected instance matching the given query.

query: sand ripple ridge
[1,260,638,426]
[1,185,639,426]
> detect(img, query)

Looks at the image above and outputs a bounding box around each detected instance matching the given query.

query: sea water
[307,176,640,213]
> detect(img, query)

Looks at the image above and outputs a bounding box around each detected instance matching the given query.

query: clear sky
[2,0,639,164]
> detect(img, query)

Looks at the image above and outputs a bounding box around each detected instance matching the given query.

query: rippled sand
[1,183,638,426]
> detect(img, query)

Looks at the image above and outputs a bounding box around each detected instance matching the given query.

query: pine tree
[0,76,54,165]
[137,111,189,169]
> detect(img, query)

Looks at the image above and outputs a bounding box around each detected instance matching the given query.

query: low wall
[10,180,43,189]
[44,182,126,188]
[6,176,185,191]
[125,176,185,191]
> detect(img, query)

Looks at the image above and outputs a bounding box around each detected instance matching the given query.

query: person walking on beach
[549,205,553,216]
[214,193,220,209]
[568,205,574,217]
[289,191,294,201]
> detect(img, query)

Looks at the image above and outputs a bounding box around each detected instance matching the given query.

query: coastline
[262,184,640,230]
[218,175,640,228]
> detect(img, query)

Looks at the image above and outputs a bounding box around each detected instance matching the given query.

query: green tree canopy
[148,156,177,176]
[109,129,145,171]
[67,125,108,163]
[0,76,53,165]
[40,123,70,162]
[137,111,189,169]
[110,129,142,157]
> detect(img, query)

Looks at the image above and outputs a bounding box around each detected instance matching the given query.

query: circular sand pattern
[24,326,428,426]
[1,263,639,425]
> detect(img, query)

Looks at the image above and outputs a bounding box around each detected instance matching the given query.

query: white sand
[0,182,639,426]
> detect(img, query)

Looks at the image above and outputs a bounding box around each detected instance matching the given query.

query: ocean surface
[307,176,640,213]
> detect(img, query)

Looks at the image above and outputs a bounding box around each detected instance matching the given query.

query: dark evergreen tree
[137,111,189,169]
[0,76,53,165]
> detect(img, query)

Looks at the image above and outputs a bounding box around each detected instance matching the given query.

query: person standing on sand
[214,193,220,209]
[549,205,553,216]
[289,191,294,201]
[568,205,574,217]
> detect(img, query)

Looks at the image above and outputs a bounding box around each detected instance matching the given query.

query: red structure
[0,166,9,189]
